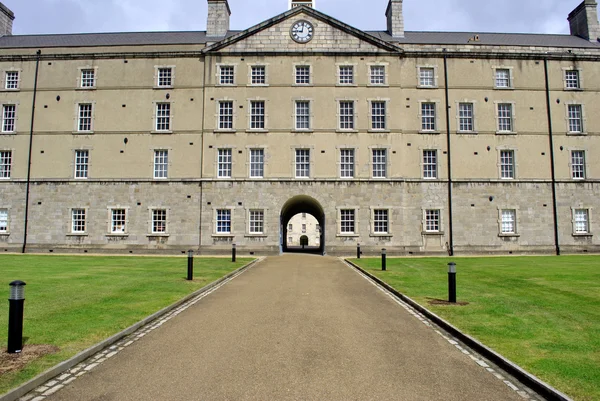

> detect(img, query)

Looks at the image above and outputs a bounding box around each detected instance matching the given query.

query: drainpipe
[543,57,561,256]
[198,54,208,255]
[443,49,454,256]
[22,50,42,254]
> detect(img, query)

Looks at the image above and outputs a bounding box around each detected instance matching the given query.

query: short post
[187,250,194,281]
[232,243,236,262]
[448,262,457,303]
[7,281,26,354]
[381,248,387,271]
[357,243,361,259]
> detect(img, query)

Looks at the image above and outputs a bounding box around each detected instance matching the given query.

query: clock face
[291,20,314,43]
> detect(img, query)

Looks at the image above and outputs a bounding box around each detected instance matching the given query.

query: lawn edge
[0,257,262,401]
[344,258,574,401]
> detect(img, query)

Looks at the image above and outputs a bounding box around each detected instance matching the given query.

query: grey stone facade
[207,0,231,38]
[0,2,13,37]
[569,0,600,42]
[386,0,404,38]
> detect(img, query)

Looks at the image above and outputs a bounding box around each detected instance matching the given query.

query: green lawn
[350,256,600,401]
[0,254,253,394]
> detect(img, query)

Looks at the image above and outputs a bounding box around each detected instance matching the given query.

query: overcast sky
[5,0,582,36]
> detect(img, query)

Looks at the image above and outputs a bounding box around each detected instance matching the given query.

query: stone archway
[280,195,325,255]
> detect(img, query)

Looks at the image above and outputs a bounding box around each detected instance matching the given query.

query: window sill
[494,87,514,90]
[336,84,358,87]
[212,234,234,238]
[419,131,441,135]
[246,84,269,87]
[214,130,237,134]
[73,131,95,135]
[367,84,389,87]
[457,131,478,135]
[153,86,174,90]
[417,85,438,89]
[106,233,129,237]
[0,233,10,236]
[368,129,390,134]
[564,88,583,92]
[216,84,237,87]
[496,131,517,135]
[572,233,593,237]
[147,234,170,237]
[567,132,587,136]
[151,130,173,135]
[292,84,313,87]
[66,233,88,237]
[337,234,359,238]
[422,231,444,236]
[336,129,358,134]
[370,233,393,238]
[498,233,520,238]
[76,87,96,91]
[292,129,313,133]
[246,129,268,133]
[245,234,268,238]
[0,88,19,92]
[0,132,16,135]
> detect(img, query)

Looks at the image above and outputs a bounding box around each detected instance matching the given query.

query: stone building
[0,0,599,256]
[287,213,320,247]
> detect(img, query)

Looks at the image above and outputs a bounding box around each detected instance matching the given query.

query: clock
[290,20,314,43]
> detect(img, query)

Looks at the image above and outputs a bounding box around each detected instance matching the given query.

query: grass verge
[0,254,253,394]
[349,256,600,401]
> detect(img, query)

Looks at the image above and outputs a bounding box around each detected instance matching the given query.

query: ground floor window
[340,209,356,234]
[111,209,126,234]
[425,209,440,232]
[574,209,590,234]
[373,209,389,234]
[216,209,231,234]
[501,209,516,234]
[152,209,167,234]
[71,209,86,233]
[249,210,264,234]
[0,209,8,233]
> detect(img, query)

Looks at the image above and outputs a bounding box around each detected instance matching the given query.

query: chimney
[289,0,315,9]
[207,0,231,38]
[386,0,404,39]
[0,2,14,37]
[568,0,600,42]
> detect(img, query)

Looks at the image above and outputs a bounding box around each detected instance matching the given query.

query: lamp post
[357,243,361,259]
[232,243,236,262]
[448,262,457,303]
[381,248,387,271]
[187,250,194,281]
[7,281,26,354]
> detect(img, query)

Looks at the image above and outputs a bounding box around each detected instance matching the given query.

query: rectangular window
[458,103,474,132]
[71,209,86,233]
[340,209,355,234]
[216,209,231,233]
[421,103,436,131]
[370,66,385,85]
[340,149,355,178]
[568,105,583,133]
[501,210,516,234]
[154,150,168,179]
[419,67,435,87]
[423,150,438,179]
[295,149,310,178]
[5,71,18,89]
[251,66,266,85]
[78,104,93,132]
[249,210,264,234]
[372,149,387,178]
[565,70,580,89]
[302,224,307,233]
[295,101,310,130]
[155,103,171,131]
[152,209,167,234]
[295,66,310,85]
[288,223,293,231]
[0,209,7,233]
[497,103,513,132]
[219,65,235,85]
[218,148,232,178]
[250,148,264,178]
[339,101,354,130]
[373,209,389,234]
[339,66,354,85]
[574,209,590,234]
[157,67,172,87]
[495,68,511,88]
[425,210,440,232]
[111,209,126,234]
[0,151,11,179]
[371,101,386,130]
[571,150,585,180]
[250,101,265,130]
[500,150,515,179]
[219,101,234,130]
[2,104,15,133]
[81,69,95,88]
[74,150,89,179]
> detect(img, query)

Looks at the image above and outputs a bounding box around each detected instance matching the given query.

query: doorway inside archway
[280,195,325,255]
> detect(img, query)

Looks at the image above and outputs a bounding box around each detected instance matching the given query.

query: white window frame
[336,64,356,86]
[423,209,442,233]
[338,100,356,131]
[155,66,175,88]
[419,101,438,133]
[109,208,128,235]
[249,99,266,131]
[495,102,515,134]
[494,67,514,89]
[294,148,311,178]
[71,208,87,234]
[0,150,11,180]
[457,101,476,133]
[339,148,355,179]
[417,66,437,88]
[566,103,585,134]
[2,104,17,133]
[218,64,236,86]
[294,64,312,86]
[371,208,391,235]
[572,208,592,235]
[74,149,89,179]
[218,100,235,131]
[217,148,233,178]
[78,67,97,89]
[151,208,168,234]
[248,209,265,235]
[368,64,388,86]
[369,99,388,131]
[338,208,358,236]
[570,150,586,180]
[294,99,312,131]
[499,149,516,180]
[215,208,232,235]
[153,149,169,180]
[0,208,9,233]
[249,148,265,179]
[371,148,388,179]
[3,70,20,91]
[422,149,438,179]
[563,68,582,90]
[249,65,268,86]
[154,102,172,133]
[499,209,518,236]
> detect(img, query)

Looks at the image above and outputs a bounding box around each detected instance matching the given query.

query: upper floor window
[340,148,355,178]
[571,150,586,180]
[219,101,234,130]
[4,71,18,90]
[80,69,96,88]
[0,151,11,179]
[218,148,232,178]
[372,149,387,178]
[219,65,235,85]
[339,101,355,130]
[495,68,512,88]
[370,65,386,85]
[422,150,438,179]
[458,103,474,132]
[2,104,16,133]
[249,148,264,178]
[71,209,86,234]
[157,67,173,87]
[421,103,436,132]
[155,103,171,132]
[419,67,435,87]
[74,150,89,179]
[295,149,310,178]
[251,66,266,85]
[77,103,93,132]
[500,150,515,179]
[497,103,513,133]
[371,101,386,130]
[338,65,354,85]
[154,150,169,179]
[568,104,583,133]
[565,70,580,90]
[295,66,311,85]
[250,100,265,130]
[0,209,8,233]
[295,100,310,130]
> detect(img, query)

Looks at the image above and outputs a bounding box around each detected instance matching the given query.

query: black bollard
[357,243,361,259]
[7,281,26,354]
[448,262,457,303]
[187,250,194,281]
[232,243,236,262]
[381,248,387,271]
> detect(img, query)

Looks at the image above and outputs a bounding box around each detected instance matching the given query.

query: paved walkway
[47,255,530,401]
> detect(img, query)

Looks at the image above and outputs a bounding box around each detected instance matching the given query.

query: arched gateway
[280,195,325,255]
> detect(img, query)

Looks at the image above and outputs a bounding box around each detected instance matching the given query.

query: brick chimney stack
[386,0,404,39]
[0,2,15,37]
[207,0,231,38]
[569,0,600,42]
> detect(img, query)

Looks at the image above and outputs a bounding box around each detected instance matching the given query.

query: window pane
[501,210,516,234]
[500,150,514,179]
[219,101,234,130]
[568,105,583,133]
[419,67,435,86]
[340,149,354,178]
[218,149,232,178]
[565,70,579,89]
[216,209,231,233]
[152,209,167,233]
[250,101,265,130]
[425,210,440,232]
[111,209,126,233]
[574,209,589,234]
[295,66,310,84]
[371,101,386,130]
[154,150,168,179]
[249,210,264,234]
[370,66,385,85]
[295,149,310,178]
[374,209,389,233]
[78,104,93,132]
[459,103,474,132]
[251,66,266,85]
[423,150,437,179]
[0,209,7,232]
[296,101,310,129]
[5,71,18,89]
[497,104,513,132]
[372,149,387,178]
[157,67,172,87]
[72,209,86,233]
[339,66,354,84]
[340,209,355,233]
[339,101,354,130]
[81,69,95,87]
[220,66,234,85]
[571,150,585,179]
[156,103,171,131]
[250,149,264,178]
[75,150,89,179]
[0,151,12,179]
[495,69,510,88]
[421,103,436,131]
[2,104,16,132]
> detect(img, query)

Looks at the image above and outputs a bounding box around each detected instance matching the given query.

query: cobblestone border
[1,257,263,401]
[344,258,573,401]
